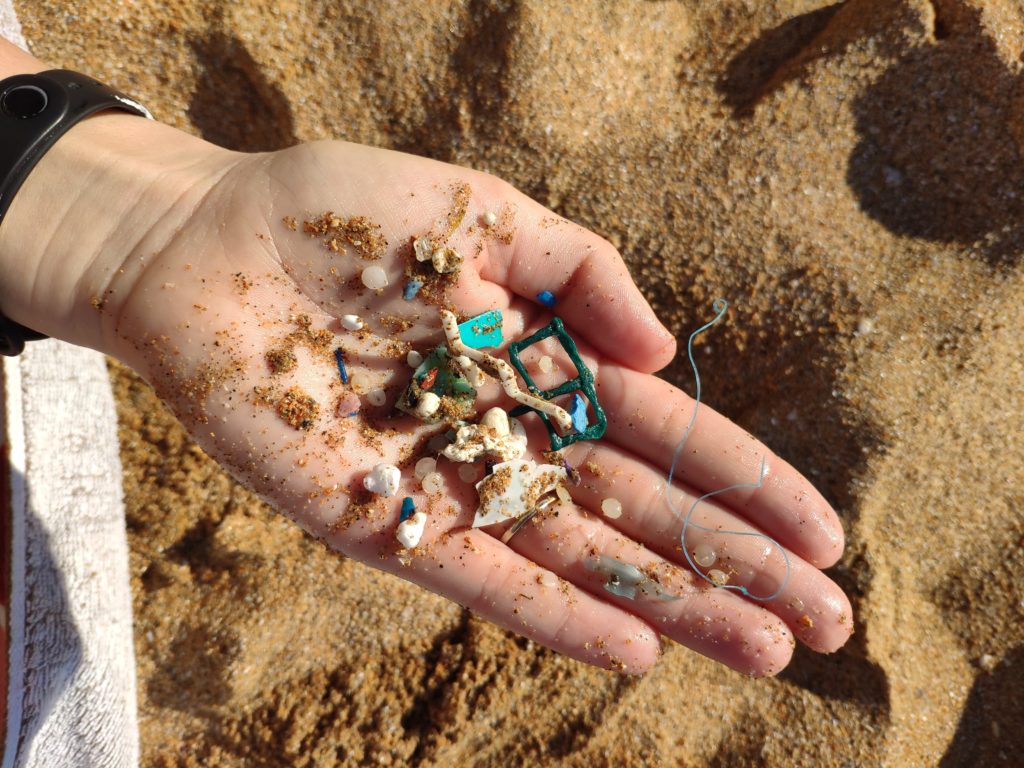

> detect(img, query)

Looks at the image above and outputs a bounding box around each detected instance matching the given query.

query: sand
[14,0,1024,765]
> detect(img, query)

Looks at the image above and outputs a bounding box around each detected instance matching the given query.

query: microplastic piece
[537,290,556,307]
[341,314,364,331]
[334,347,349,384]
[472,459,567,528]
[584,555,680,602]
[569,393,588,432]
[396,511,426,549]
[400,496,416,522]
[363,463,401,497]
[403,280,424,301]
[361,265,389,290]
[507,317,607,450]
[457,309,504,349]
[394,346,477,424]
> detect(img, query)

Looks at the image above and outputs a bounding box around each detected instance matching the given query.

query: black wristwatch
[0,69,152,356]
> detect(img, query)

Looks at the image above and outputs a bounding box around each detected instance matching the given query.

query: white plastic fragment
[472,459,567,528]
[349,372,371,393]
[341,314,364,331]
[432,246,463,274]
[509,417,527,445]
[483,210,498,227]
[414,391,441,419]
[363,463,401,497]
[413,236,433,262]
[442,421,526,463]
[407,350,424,368]
[537,355,555,374]
[361,265,389,290]
[366,388,387,406]
[538,569,558,587]
[396,511,427,549]
[555,485,572,505]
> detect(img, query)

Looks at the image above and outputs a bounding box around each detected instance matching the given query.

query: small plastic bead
[707,569,730,586]
[601,498,622,519]
[693,543,717,569]
[361,265,389,290]
[555,485,572,505]
[366,388,387,406]
[414,457,437,480]
[537,355,555,374]
[458,464,481,483]
[538,570,558,587]
[421,471,444,494]
[407,350,424,368]
[483,211,498,226]
[341,314,363,331]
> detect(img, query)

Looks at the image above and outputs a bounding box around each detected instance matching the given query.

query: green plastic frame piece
[507,317,607,450]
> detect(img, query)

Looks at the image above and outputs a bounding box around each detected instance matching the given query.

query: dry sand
[15,0,1024,765]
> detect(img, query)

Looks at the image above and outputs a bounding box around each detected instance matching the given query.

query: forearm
[0,38,229,355]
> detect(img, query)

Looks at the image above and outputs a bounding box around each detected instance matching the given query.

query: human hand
[0,108,852,677]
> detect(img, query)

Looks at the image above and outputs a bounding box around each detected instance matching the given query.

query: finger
[475,185,677,374]
[593,363,846,568]
[498,496,796,676]
[560,441,854,653]
[334,516,663,674]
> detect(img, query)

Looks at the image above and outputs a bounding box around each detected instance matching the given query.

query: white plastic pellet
[414,392,441,419]
[693,543,717,569]
[458,464,481,483]
[349,372,370,393]
[414,457,437,480]
[537,355,555,374]
[366,388,387,406]
[363,463,401,497]
[601,497,622,519]
[407,350,424,368]
[483,210,498,227]
[555,485,572,505]
[538,570,558,587]
[707,569,729,586]
[361,265,389,290]
[396,511,427,549]
[341,314,364,331]
[422,471,444,494]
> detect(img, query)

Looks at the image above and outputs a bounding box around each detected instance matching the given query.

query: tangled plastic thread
[664,298,791,602]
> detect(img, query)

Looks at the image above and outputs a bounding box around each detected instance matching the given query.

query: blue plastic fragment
[400,497,416,522]
[334,348,349,384]
[537,290,557,307]
[569,393,588,432]
[403,280,424,301]
[457,309,503,349]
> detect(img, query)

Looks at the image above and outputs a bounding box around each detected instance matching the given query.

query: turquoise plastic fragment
[457,309,503,349]
[569,393,588,432]
[400,497,416,522]
[507,317,607,450]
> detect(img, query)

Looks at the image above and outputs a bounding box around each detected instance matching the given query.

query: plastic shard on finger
[395,346,477,424]
[457,309,503,349]
[472,458,567,528]
[584,555,681,601]
[507,317,607,451]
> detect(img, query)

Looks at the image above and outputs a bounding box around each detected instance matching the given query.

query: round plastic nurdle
[349,372,370,393]
[407,350,424,368]
[601,498,622,519]
[707,568,729,586]
[422,472,444,494]
[693,543,717,568]
[458,464,480,483]
[538,570,558,587]
[414,457,437,480]
[361,265,389,290]
[341,314,364,331]
[366,388,387,406]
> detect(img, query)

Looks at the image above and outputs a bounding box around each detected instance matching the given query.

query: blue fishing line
[664,298,791,602]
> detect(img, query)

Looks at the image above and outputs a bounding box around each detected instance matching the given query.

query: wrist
[0,86,236,356]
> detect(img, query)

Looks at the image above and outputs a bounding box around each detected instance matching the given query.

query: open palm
[108,140,852,675]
